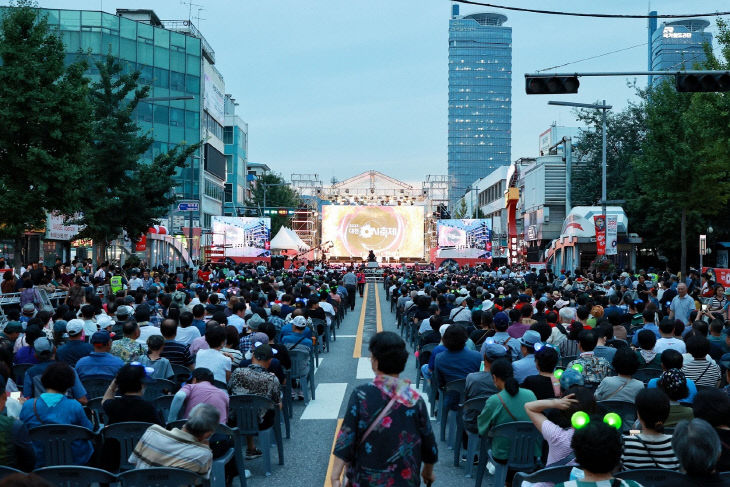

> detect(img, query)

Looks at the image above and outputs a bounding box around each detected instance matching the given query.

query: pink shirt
[181,382,229,424]
[542,419,575,465]
[189,336,209,356]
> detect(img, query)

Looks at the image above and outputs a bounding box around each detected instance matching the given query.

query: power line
[537,42,648,72]
[451,0,730,19]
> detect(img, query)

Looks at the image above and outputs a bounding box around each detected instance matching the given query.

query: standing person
[669,283,695,326]
[356,270,366,297]
[331,332,437,487]
[342,268,357,311]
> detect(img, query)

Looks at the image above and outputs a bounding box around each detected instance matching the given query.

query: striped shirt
[160,340,194,366]
[129,424,212,478]
[621,433,680,471]
[682,358,721,388]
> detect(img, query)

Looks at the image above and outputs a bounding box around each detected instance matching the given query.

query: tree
[0,2,90,254]
[74,55,199,259]
[246,172,300,235]
[453,199,468,219]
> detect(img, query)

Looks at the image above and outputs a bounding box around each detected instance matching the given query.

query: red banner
[703,267,730,287]
[594,215,606,255]
[135,234,147,252]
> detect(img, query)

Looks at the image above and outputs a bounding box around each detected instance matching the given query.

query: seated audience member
[102,363,164,425]
[654,317,686,354]
[434,325,481,410]
[110,321,147,363]
[229,344,281,460]
[555,416,642,487]
[521,345,561,399]
[138,335,174,380]
[0,375,35,471]
[221,325,243,367]
[130,403,218,477]
[13,324,42,365]
[20,362,94,467]
[672,418,730,486]
[55,319,92,367]
[511,330,542,384]
[176,311,202,346]
[168,368,229,424]
[656,368,695,427]
[594,347,644,403]
[75,331,124,381]
[567,329,614,386]
[477,358,538,478]
[23,338,87,404]
[621,388,679,470]
[160,318,194,368]
[634,329,662,369]
[464,343,507,433]
[194,325,232,384]
[647,349,698,403]
[692,389,730,472]
[682,334,721,388]
[592,324,617,363]
[525,387,596,468]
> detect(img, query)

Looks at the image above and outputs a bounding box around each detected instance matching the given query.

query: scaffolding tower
[423,175,452,251]
[290,174,322,249]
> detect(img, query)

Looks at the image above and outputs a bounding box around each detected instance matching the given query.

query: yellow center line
[374,284,383,333]
[324,417,345,487]
[353,283,369,358]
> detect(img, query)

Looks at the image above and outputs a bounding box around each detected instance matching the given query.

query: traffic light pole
[525,70,729,77]
[526,70,730,93]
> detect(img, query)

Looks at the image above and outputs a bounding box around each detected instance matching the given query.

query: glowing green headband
[571,411,622,430]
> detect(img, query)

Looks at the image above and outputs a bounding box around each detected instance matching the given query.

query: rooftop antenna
[195,7,206,26]
[181,0,204,23]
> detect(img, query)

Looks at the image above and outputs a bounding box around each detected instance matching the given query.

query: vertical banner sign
[605,215,618,255]
[594,215,606,255]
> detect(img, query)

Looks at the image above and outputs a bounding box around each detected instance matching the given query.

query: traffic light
[676,72,730,92]
[525,76,580,95]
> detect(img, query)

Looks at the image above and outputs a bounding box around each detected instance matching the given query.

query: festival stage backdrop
[436,219,492,259]
[211,216,271,258]
[322,206,424,259]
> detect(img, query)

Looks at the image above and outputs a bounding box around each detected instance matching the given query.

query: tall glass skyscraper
[648,12,712,86]
[448,5,512,209]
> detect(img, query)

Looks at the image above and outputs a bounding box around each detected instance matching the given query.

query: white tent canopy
[270,227,310,251]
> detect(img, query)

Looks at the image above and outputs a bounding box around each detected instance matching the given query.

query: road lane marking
[335,335,357,338]
[353,283,369,358]
[374,284,383,333]
[356,357,375,379]
[324,418,344,487]
[300,382,348,420]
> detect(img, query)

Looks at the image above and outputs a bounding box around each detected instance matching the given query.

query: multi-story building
[41,8,236,236]
[223,94,249,216]
[448,4,512,209]
[648,13,713,86]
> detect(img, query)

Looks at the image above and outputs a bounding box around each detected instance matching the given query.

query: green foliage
[246,172,301,235]
[453,199,468,219]
[0,2,91,236]
[75,54,199,246]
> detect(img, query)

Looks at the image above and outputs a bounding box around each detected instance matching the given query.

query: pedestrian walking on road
[331,331,437,487]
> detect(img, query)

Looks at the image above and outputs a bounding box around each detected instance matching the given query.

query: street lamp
[548,100,612,222]
[700,226,713,273]
[261,182,292,214]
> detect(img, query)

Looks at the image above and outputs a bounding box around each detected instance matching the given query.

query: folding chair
[0,466,23,481]
[29,424,96,467]
[143,378,179,401]
[513,465,574,487]
[102,421,154,471]
[454,396,488,477]
[289,349,315,403]
[633,367,662,385]
[474,421,543,487]
[615,468,689,487]
[118,467,206,487]
[81,377,113,400]
[228,394,284,476]
[597,400,636,433]
[34,466,117,487]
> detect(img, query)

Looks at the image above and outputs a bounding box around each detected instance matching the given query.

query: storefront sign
[605,215,617,255]
[45,213,83,241]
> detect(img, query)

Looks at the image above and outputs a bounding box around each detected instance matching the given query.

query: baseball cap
[455,297,466,306]
[519,330,542,348]
[91,331,111,344]
[271,303,282,313]
[3,321,22,334]
[22,303,36,314]
[559,367,585,390]
[493,312,510,329]
[66,319,84,337]
[34,337,54,354]
[53,320,68,334]
[96,314,114,329]
[115,305,134,318]
[252,343,274,361]
[291,316,308,329]
[482,342,508,361]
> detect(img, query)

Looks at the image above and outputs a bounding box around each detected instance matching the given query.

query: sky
[22,0,729,185]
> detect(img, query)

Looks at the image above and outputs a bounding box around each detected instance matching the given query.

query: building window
[203,213,212,229]
[204,178,224,202]
[223,126,233,144]
[224,183,232,202]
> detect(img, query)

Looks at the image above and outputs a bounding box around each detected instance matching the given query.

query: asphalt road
[241,282,486,487]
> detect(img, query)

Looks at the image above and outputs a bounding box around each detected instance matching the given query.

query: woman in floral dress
[331,331,437,487]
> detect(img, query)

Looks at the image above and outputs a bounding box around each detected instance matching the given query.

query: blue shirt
[434,348,481,387]
[75,352,124,381]
[670,295,695,325]
[481,331,521,361]
[281,332,313,350]
[56,340,94,367]
[427,345,447,372]
[648,377,698,403]
[23,361,88,399]
[593,345,617,364]
[191,319,206,336]
[512,354,538,383]
[632,324,660,346]
[20,393,94,467]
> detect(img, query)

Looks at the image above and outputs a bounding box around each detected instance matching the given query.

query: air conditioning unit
[544,207,550,222]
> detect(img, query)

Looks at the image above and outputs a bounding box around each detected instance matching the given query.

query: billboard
[211,216,270,258]
[321,206,424,259]
[436,219,492,259]
[203,62,225,125]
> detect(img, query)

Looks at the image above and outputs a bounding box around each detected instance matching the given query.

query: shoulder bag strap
[695,362,713,383]
[603,378,630,400]
[359,396,397,446]
[496,392,518,421]
[632,434,661,468]
[287,335,307,351]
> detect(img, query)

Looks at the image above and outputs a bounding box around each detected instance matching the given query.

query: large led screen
[322,206,424,259]
[436,219,492,259]
[211,216,271,257]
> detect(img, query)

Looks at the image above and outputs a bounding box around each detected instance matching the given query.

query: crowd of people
[0,257,729,486]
